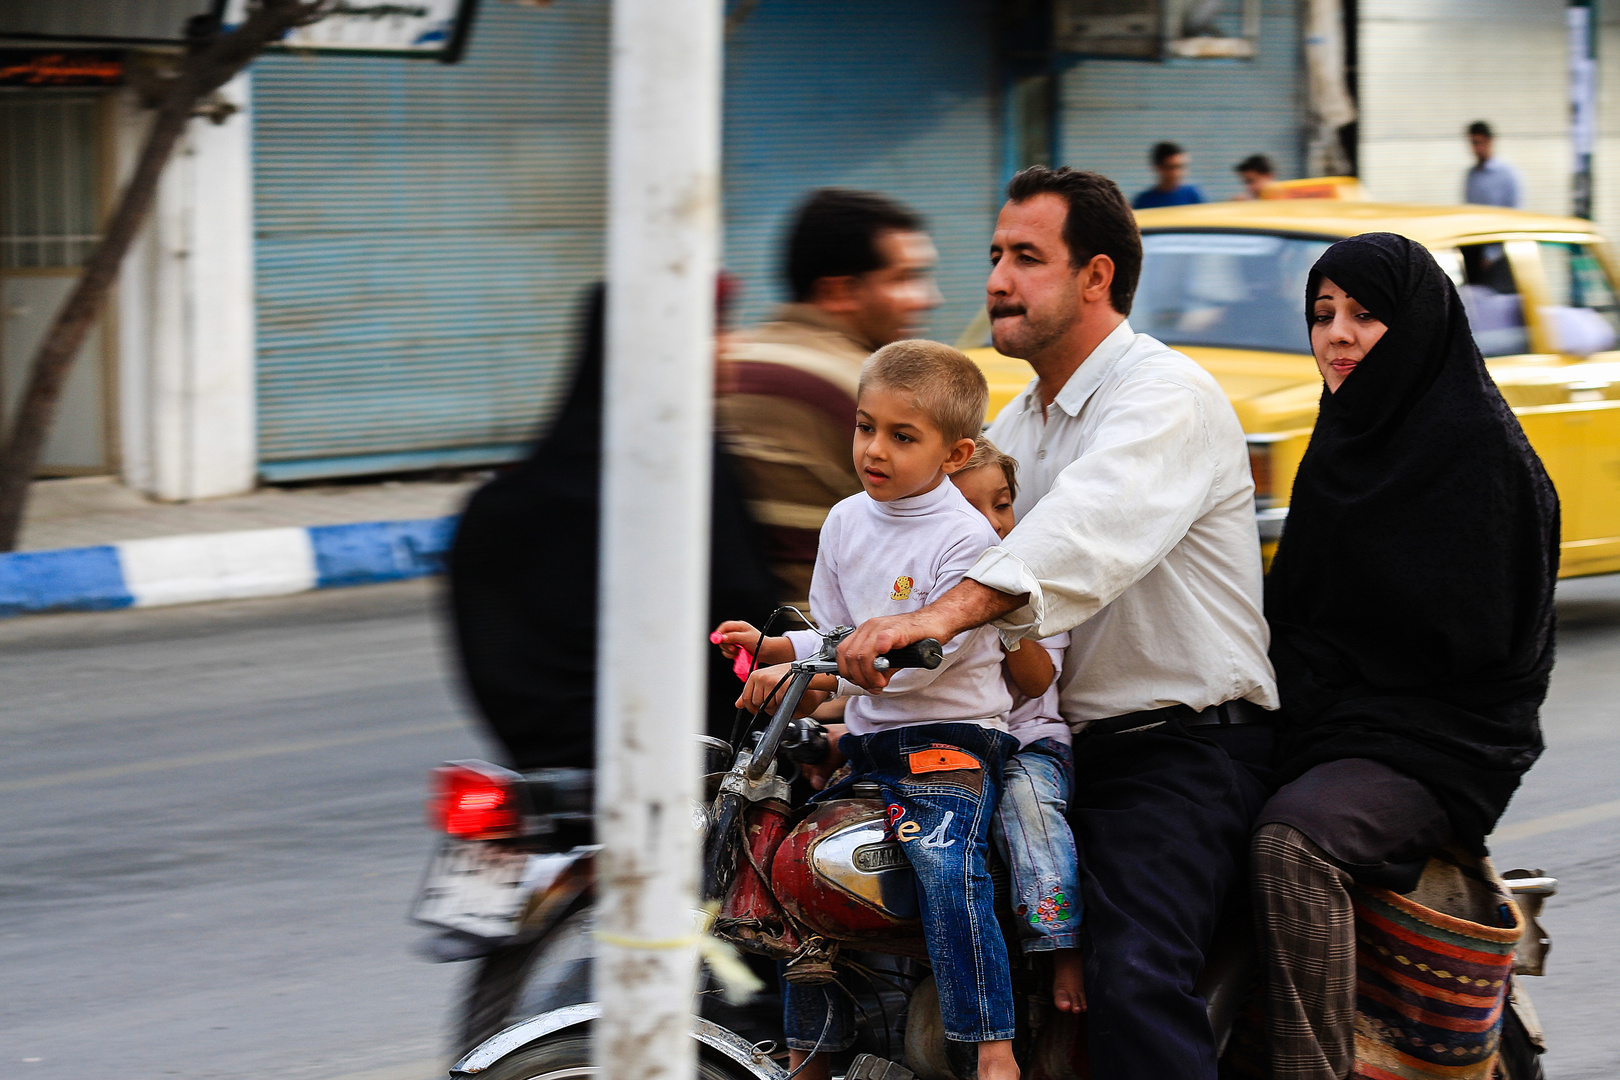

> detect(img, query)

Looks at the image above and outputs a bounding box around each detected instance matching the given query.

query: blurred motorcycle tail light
[430,762,523,839]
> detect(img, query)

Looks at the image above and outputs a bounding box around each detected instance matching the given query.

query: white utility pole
[595,0,722,1076]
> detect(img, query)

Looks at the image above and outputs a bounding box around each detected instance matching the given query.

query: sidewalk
[2,475,480,617]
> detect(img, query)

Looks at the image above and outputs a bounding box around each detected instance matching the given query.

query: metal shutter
[252,0,608,480]
[1359,0,1571,216]
[721,0,1000,345]
[1057,0,1303,203]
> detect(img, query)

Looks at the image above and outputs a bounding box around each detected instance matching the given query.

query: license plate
[412,839,534,939]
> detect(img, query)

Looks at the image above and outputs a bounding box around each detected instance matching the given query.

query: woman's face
[1310,277,1388,392]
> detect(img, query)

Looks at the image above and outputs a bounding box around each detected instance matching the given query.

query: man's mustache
[988,303,1025,320]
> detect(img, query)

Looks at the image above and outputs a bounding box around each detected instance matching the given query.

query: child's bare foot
[977,1038,1020,1080]
[1052,948,1086,1013]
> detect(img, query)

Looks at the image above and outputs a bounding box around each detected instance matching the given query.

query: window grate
[0,94,102,270]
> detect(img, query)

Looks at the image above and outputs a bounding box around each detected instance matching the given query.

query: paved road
[0,575,1615,1078]
[0,581,484,1079]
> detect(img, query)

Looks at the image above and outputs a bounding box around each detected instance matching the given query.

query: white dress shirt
[966,319,1279,727]
[786,480,1012,736]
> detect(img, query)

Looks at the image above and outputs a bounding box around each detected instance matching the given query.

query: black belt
[1083,698,1270,737]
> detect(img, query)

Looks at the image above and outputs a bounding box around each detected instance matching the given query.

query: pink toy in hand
[709,630,756,681]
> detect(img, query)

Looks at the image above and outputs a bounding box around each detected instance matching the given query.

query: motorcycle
[412,622,1558,1079]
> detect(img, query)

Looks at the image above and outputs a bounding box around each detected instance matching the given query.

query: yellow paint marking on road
[0,721,461,793]
[1492,797,1620,843]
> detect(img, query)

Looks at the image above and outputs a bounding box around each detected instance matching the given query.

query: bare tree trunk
[0,0,328,552]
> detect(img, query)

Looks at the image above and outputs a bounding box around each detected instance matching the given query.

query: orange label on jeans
[907,747,981,774]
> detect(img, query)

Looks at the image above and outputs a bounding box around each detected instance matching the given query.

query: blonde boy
[716,340,1020,1080]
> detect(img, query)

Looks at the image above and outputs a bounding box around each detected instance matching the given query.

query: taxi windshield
[1135,232,1332,355]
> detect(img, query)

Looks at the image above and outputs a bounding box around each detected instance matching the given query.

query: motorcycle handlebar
[874,638,943,671]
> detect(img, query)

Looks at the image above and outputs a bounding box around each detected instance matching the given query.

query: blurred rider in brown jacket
[718,189,940,613]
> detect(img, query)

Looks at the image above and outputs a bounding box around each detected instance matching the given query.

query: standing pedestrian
[838,166,1277,1080]
[1464,121,1523,208]
[1131,141,1206,209]
[717,189,940,614]
[1234,153,1277,199]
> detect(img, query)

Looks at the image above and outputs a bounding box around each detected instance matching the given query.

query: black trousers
[1069,720,1274,1080]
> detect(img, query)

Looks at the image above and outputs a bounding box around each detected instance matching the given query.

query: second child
[715,340,1019,1080]
[951,438,1085,1014]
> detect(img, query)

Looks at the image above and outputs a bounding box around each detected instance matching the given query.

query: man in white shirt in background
[838,166,1279,1080]
[1464,120,1523,208]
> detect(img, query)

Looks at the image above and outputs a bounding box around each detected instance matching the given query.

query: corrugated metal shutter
[252,0,608,480]
[1359,0,1571,216]
[722,0,999,345]
[1057,0,1303,202]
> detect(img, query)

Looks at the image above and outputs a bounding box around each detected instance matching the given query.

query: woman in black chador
[1250,233,1560,1079]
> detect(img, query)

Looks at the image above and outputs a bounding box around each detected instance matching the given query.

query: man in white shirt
[838,166,1279,1079]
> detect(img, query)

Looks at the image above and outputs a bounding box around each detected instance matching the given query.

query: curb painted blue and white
[0,516,457,618]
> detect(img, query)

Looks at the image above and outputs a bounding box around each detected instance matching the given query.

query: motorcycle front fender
[449,1002,788,1079]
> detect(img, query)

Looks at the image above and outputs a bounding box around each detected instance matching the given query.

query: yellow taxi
[966,200,1620,577]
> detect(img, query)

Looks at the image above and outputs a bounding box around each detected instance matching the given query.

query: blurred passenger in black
[449,282,779,771]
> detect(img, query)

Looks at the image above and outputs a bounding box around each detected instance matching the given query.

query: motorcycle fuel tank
[771,799,927,956]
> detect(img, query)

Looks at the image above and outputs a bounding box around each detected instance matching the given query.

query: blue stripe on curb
[0,545,134,616]
[309,516,459,588]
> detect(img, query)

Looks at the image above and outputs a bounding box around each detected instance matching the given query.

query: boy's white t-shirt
[1005,632,1071,749]
[784,480,1012,737]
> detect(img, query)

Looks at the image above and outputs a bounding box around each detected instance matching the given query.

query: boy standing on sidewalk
[716,340,1019,1080]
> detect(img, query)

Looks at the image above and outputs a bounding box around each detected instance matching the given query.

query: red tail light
[430,762,523,839]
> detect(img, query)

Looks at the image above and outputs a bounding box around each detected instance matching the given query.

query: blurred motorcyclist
[718,188,940,615]
[448,282,777,770]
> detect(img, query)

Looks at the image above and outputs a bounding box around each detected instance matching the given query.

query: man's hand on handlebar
[711,620,796,666]
[735,663,835,718]
[836,611,949,691]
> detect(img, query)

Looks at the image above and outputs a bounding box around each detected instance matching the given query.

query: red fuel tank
[770,798,927,958]
[717,797,800,957]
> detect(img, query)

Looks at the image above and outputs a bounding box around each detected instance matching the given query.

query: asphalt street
[0,574,1615,1078]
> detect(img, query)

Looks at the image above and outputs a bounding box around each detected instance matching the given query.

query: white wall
[1596,5,1620,240]
[116,72,257,502]
[1359,0,1573,218]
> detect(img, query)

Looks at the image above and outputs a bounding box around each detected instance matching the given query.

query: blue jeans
[991,738,1081,952]
[783,722,1020,1049]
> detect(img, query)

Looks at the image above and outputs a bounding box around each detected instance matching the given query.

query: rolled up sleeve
[967,378,1216,640]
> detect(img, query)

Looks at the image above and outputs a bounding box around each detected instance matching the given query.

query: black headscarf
[449,285,778,769]
[1265,233,1560,849]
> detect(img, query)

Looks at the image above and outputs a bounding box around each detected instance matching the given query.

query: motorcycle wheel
[1494,1006,1545,1080]
[470,1032,758,1080]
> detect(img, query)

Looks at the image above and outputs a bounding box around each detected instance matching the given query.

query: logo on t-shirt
[890,575,914,600]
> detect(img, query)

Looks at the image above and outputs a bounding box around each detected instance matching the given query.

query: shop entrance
[0,90,111,474]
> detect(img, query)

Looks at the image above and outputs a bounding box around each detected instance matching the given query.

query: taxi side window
[1536,242,1620,356]
[1457,243,1529,357]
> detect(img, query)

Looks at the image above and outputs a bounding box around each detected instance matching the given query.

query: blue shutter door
[252,0,609,481]
[722,0,1000,345]
[1058,0,1303,203]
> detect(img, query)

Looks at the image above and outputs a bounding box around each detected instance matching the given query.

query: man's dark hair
[1004,166,1143,316]
[785,189,925,302]
[1235,153,1275,176]
[1151,141,1184,166]
[1467,120,1493,139]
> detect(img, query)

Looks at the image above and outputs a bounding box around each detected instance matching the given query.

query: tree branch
[0,0,331,551]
